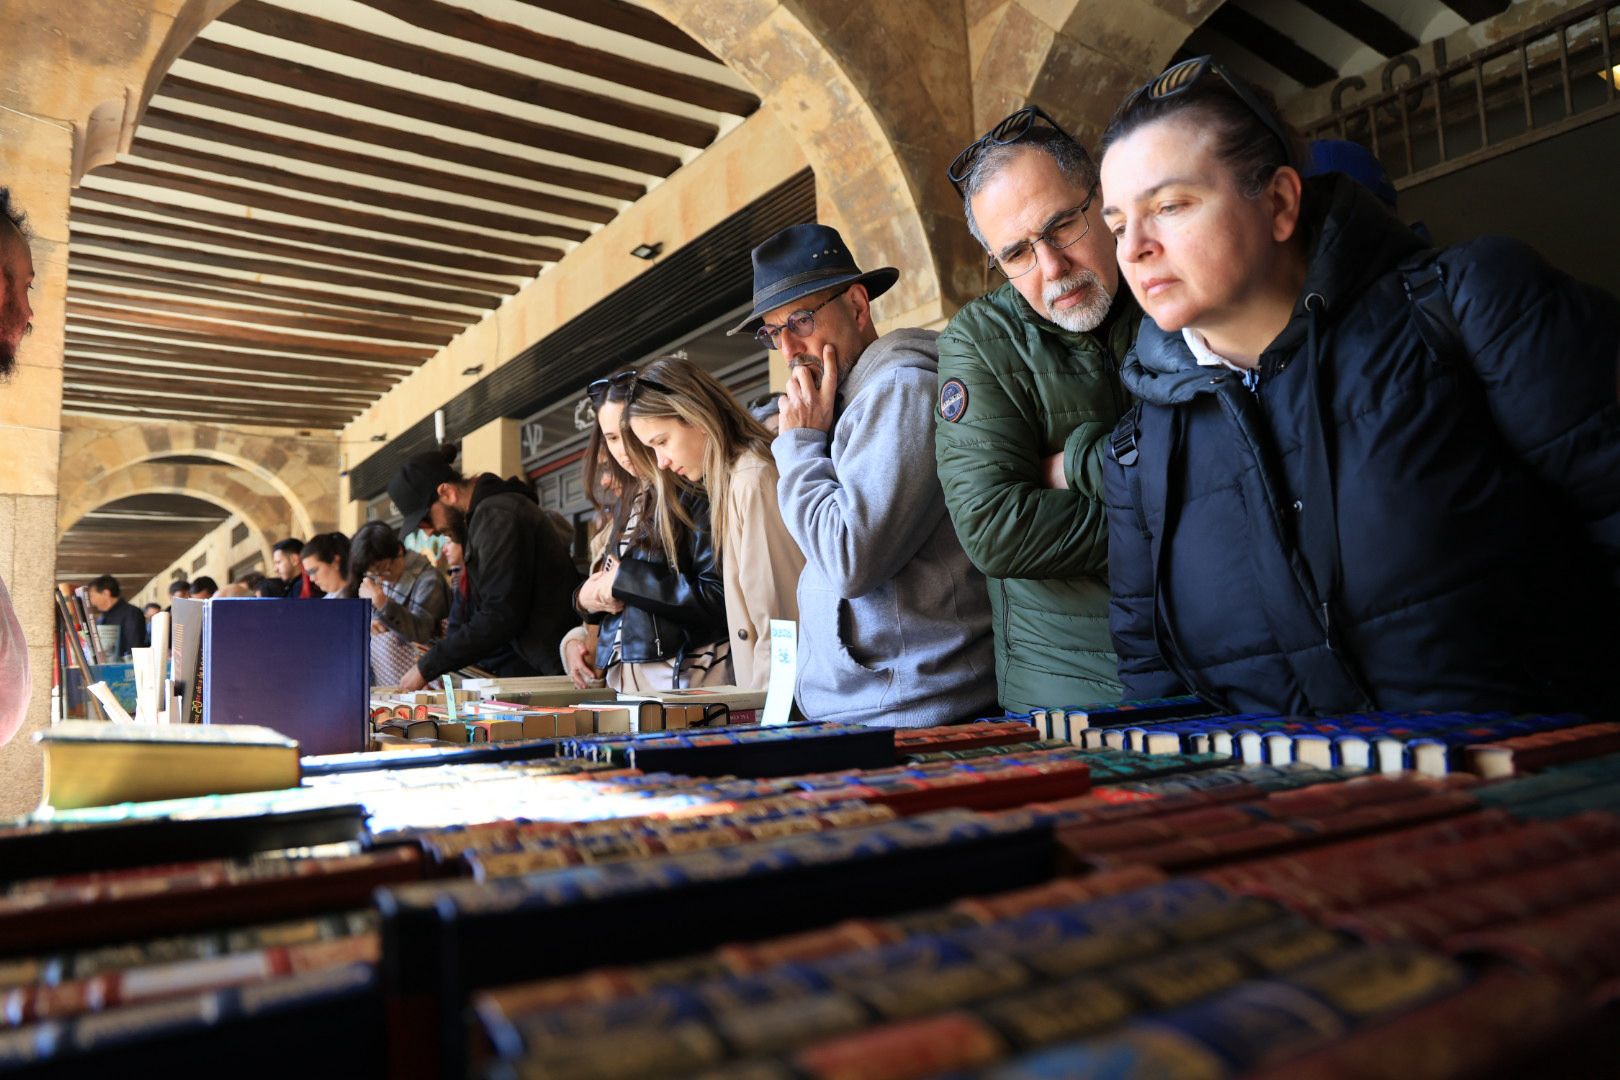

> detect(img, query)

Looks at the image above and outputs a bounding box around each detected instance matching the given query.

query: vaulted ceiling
[64,0,759,431]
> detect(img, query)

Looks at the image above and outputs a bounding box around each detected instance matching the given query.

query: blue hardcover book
[201,597,371,756]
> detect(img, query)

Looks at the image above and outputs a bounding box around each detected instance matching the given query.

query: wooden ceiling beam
[509,0,720,63]
[92,162,567,261]
[76,194,547,281]
[63,391,352,428]
[65,285,454,347]
[151,82,641,205]
[1436,0,1511,23]
[352,0,757,116]
[68,252,472,324]
[142,105,618,223]
[64,370,376,409]
[67,306,434,363]
[1204,7,1341,88]
[1294,0,1418,57]
[69,267,465,337]
[218,0,719,148]
[72,233,513,309]
[126,139,592,243]
[65,338,406,387]
[184,38,681,176]
[66,350,399,393]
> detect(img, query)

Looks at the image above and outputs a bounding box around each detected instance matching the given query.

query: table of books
[2,702,1619,1079]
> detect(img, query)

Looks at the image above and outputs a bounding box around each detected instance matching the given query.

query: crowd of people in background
[11,51,1619,744]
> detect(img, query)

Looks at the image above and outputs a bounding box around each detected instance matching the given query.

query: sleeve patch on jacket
[939,378,969,423]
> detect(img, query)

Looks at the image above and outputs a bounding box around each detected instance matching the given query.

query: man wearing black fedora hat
[732,223,996,728]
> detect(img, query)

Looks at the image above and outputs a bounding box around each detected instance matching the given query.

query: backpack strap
[1401,259,1466,370]
[1110,404,1151,541]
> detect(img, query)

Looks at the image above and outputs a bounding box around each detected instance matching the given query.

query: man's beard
[1042,270,1113,333]
[0,336,15,381]
[439,504,468,540]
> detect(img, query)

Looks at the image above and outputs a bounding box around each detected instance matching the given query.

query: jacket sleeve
[1449,238,1620,584]
[612,500,728,628]
[420,506,532,682]
[1103,435,1185,698]
[378,566,450,644]
[934,323,1111,580]
[774,367,951,599]
[728,460,804,687]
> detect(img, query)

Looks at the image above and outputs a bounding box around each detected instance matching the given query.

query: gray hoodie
[773,328,997,728]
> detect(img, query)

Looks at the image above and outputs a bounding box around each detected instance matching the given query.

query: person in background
[300,533,351,598]
[620,356,804,689]
[350,521,450,645]
[0,186,34,744]
[86,575,146,660]
[739,223,996,728]
[270,537,317,599]
[387,444,579,688]
[237,571,267,593]
[189,576,218,601]
[936,106,1136,714]
[563,372,729,692]
[143,602,161,624]
[747,392,785,435]
[559,445,623,688]
[166,580,191,606]
[1098,56,1620,717]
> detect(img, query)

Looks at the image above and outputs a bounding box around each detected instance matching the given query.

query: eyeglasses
[988,185,1098,280]
[1133,55,1296,169]
[948,105,1084,197]
[586,369,675,405]
[752,286,850,351]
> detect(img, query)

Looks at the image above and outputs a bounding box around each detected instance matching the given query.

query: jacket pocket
[798,585,894,715]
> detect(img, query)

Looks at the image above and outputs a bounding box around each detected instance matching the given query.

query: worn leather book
[36,721,301,811]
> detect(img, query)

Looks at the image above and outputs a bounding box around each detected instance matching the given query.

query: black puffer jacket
[420,475,579,681]
[1105,174,1620,717]
[597,489,729,669]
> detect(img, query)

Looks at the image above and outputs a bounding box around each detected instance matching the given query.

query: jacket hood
[469,473,539,516]
[1123,173,1429,406]
[840,327,938,402]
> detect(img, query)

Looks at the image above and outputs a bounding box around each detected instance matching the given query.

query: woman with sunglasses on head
[561,368,732,692]
[619,355,804,690]
[1098,57,1620,719]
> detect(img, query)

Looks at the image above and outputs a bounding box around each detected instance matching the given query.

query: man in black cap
[733,223,995,728]
[387,444,578,690]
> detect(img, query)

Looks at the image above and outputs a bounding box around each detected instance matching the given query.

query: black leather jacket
[594,490,729,668]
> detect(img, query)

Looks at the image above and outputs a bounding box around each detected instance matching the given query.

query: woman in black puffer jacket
[1097,56,1620,718]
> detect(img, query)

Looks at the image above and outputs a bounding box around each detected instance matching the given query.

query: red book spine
[1446,891,1620,989]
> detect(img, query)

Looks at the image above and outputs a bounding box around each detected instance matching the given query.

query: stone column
[0,106,72,816]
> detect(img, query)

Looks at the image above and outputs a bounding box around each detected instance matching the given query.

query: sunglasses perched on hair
[586,369,675,405]
[1133,55,1297,168]
[947,105,1086,197]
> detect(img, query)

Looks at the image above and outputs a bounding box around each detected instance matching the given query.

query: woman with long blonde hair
[620,356,804,689]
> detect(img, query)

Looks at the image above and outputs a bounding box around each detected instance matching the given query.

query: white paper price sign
[762,620,797,727]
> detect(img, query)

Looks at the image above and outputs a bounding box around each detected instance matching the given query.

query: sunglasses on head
[586,369,675,405]
[948,105,1087,197]
[1133,55,1297,168]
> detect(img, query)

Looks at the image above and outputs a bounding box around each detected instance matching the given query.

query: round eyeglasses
[752,286,850,351]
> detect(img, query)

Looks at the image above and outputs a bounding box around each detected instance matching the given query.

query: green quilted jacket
[934,281,1139,713]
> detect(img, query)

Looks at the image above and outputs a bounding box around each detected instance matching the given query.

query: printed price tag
[763,620,797,727]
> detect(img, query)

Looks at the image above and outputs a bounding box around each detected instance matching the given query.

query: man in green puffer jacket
[936,110,1140,714]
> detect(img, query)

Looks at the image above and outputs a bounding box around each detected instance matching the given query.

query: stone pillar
[0,107,72,817]
[462,418,523,481]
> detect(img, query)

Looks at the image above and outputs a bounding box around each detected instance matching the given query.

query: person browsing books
[85,575,147,660]
[349,522,449,645]
[935,107,1137,714]
[300,534,351,598]
[1098,56,1620,717]
[388,445,579,690]
[0,187,34,744]
[561,373,732,692]
[739,223,996,727]
[619,355,805,689]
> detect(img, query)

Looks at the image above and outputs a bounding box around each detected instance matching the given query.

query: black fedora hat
[728,223,899,337]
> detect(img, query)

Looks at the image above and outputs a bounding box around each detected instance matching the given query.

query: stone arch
[969,0,1225,141]
[644,1,983,324]
[58,417,339,542]
[57,461,295,571]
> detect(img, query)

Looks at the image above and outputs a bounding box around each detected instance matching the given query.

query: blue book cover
[202,598,370,756]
